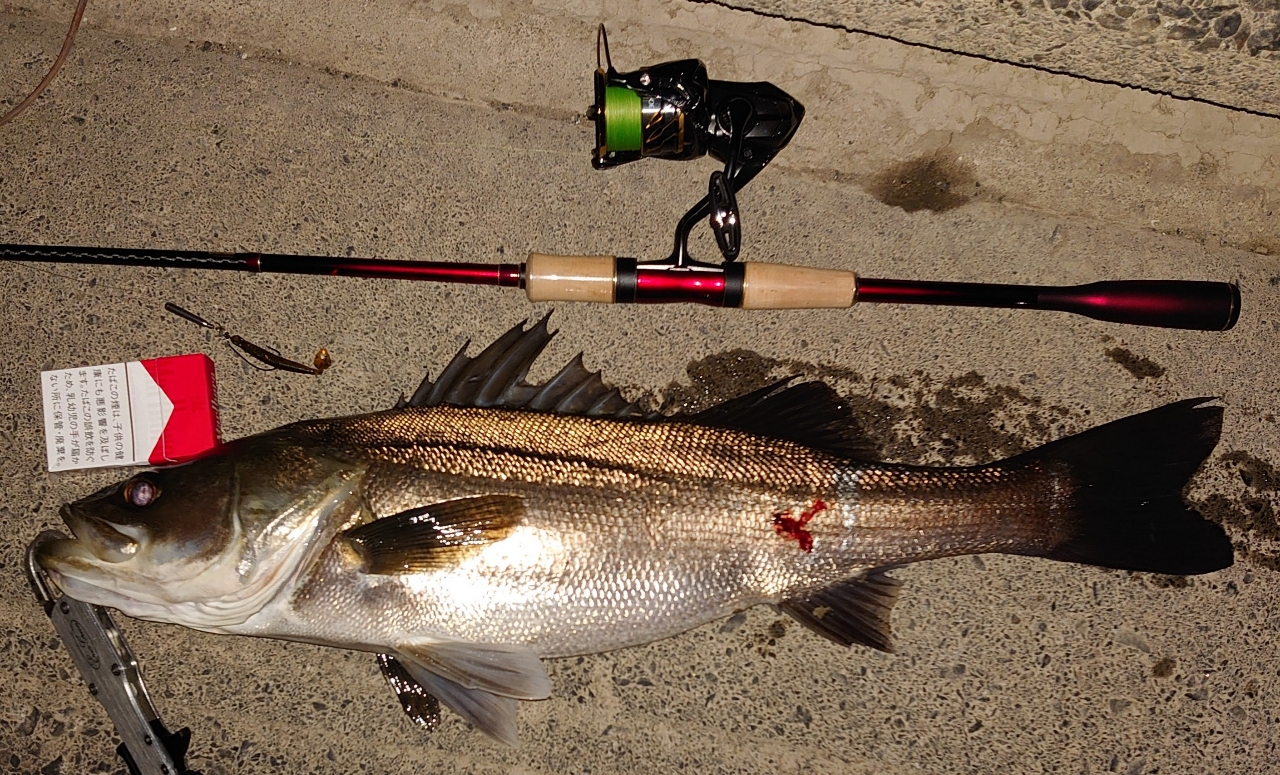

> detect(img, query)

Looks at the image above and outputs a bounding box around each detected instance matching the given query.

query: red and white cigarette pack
[41,354,221,472]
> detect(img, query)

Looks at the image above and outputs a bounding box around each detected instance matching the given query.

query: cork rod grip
[524,253,618,303]
[739,262,856,309]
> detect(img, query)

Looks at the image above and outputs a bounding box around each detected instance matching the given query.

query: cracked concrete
[3,1,1280,774]
[704,0,1280,116]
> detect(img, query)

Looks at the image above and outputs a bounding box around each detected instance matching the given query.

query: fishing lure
[164,302,332,375]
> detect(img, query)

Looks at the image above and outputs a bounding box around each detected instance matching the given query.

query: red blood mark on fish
[772,499,827,553]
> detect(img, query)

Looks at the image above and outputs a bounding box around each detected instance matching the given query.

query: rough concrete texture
[707,0,1280,118]
[1,2,1279,774]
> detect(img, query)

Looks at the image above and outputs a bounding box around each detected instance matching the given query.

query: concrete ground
[2,1,1279,773]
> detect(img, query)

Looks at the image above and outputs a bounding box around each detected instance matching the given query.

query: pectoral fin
[391,638,552,746]
[779,567,902,653]
[344,494,524,574]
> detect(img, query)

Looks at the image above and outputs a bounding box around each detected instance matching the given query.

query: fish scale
[229,405,1076,654]
[274,420,831,656]
[291,407,844,491]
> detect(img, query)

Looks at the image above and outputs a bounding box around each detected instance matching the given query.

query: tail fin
[1014,397,1232,575]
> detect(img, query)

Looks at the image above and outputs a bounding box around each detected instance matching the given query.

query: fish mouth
[55,504,140,564]
[34,527,149,614]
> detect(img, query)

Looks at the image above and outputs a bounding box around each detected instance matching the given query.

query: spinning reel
[587,26,804,266]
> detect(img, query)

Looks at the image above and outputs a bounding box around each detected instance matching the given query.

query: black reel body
[587,26,804,265]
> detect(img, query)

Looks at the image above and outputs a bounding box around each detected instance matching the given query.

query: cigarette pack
[41,354,221,472]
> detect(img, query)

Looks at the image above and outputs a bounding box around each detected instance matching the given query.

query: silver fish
[36,316,1232,744]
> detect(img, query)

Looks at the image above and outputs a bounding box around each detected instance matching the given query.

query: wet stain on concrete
[867,152,979,213]
[654,348,1073,465]
[1104,347,1166,379]
[656,349,795,415]
[1193,451,1280,571]
[1244,236,1280,256]
[1196,494,1277,568]
[1146,574,1192,589]
[1221,451,1280,491]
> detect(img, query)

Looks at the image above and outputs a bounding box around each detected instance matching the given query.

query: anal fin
[779,567,902,653]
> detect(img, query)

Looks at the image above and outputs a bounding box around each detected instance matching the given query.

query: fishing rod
[0,27,1241,331]
[0,242,1240,330]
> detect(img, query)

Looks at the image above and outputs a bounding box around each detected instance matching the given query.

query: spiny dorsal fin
[691,379,878,460]
[779,567,903,653]
[396,313,653,419]
[344,495,524,574]
[377,653,441,731]
[395,315,876,458]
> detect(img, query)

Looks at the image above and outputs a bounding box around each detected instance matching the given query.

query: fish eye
[122,477,161,508]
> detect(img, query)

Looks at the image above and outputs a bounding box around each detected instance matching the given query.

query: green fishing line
[603,86,642,152]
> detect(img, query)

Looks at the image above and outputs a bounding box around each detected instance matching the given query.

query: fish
[36,315,1234,745]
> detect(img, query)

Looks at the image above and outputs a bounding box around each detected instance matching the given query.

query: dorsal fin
[395,315,876,459]
[690,379,878,460]
[396,314,653,419]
